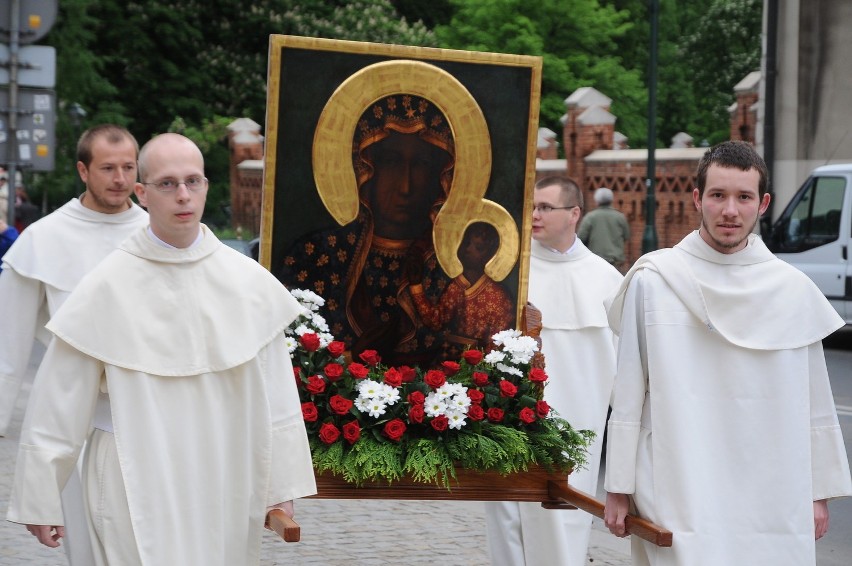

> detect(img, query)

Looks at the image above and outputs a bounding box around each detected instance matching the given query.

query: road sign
[0,0,58,44]
[0,87,55,171]
[0,44,55,87]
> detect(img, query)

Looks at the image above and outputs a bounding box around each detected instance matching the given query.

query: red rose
[472,371,490,387]
[306,374,326,395]
[487,407,505,423]
[407,391,425,405]
[430,414,449,431]
[467,389,485,405]
[528,367,548,383]
[499,380,518,398]
[342,420,361,444]
[441,361,460,376]
[293,366,302,380]
[463,350,484,365]
[519,407,537,424]
[301,402,318,422]
[408,404,425,424]
[467,404,485,421]
[382,418,407,442]
[324,363,344,382]
[300,333,321,352]
[359,349,381,366]
[424,369,446,388]
[398,365,417,382]
[329,394,354,415]
[318,422,341,444]
[327,340,346,357]
[383,367,403,387]
[536,400,550,418]
[347,362,369,379]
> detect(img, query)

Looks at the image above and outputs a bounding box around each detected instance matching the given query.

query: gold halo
[313,59,519,281]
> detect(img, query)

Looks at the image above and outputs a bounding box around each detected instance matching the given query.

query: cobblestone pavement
[1,343,632,566]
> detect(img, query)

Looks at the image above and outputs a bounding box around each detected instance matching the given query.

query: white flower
[357,379,383,398]
[283,335,298,354]
[379,384,401,406]
[497,362,523,377]
[491,329,521,347]
[484,350,506,364]
[434,384,455,400]
[291,288,325,308]
[309,312,330,332]
[318,332,335,348]
[354,397,371,412]
[366,400,387,418]
[294,324,311,337]
[446,409,468,430]
[424,392,448,417]
[449,393,471,412]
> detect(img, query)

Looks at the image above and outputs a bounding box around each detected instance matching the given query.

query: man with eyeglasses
[7,133,316,565]
[485,175,623,566]
[0,124,148,565]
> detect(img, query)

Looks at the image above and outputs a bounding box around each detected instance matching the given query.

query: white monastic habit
[605,230,852,566]
[486,238,623,566]
[0,197,148,565]
[7,226,317,566]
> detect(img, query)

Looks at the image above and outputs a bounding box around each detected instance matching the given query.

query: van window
[776,176,845,252]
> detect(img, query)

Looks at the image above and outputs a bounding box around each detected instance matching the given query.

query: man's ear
[134,182,148,207]
[692,187,702,212]
[758,192,771,216]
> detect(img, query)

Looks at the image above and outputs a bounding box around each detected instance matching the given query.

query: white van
[762,163,852,325]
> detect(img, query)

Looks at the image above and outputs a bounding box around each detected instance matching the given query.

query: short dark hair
[534,175,584,210]
[77,124,138,167]
[695,140,769,198]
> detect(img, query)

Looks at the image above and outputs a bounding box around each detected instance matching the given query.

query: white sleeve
[807,341,852,500]
[604,271,648,494]
[0,267,45,435]
[6,338,102,526]
[263,337,317,505]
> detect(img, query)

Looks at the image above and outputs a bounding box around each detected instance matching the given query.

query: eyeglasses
[141,176,208,193]
[532,204,578,214]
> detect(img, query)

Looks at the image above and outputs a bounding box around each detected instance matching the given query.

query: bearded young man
[604,140,851,565]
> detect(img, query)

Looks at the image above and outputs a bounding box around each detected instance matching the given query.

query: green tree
[435,0,647,148]
[678,0,761,144]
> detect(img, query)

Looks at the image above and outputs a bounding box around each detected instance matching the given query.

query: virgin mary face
[364,131,449,240]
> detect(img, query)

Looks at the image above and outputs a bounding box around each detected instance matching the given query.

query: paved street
[0,342,631,565]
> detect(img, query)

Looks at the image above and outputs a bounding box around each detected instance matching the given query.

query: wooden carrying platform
[267,468,672,547]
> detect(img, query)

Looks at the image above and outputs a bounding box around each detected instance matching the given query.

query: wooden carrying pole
[547,482,672,547]
[266,509,301,542]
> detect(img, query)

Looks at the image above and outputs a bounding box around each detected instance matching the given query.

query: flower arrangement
[287,289,594,487]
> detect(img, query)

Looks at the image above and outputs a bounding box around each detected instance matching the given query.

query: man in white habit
[485,175,623,565]
[0,124,148,565]
[7,133,317,565]
[604,140,852,565]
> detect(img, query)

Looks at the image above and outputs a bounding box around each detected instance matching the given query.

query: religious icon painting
[260,35,542,368]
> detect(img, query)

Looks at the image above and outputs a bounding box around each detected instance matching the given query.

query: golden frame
[260,35,541,361]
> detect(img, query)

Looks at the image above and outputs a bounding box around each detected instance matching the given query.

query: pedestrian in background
[604,141,851,565]
[578,187,630,271]
[0,124,149,565]
[0,216,18,269]
[485,176,622,566]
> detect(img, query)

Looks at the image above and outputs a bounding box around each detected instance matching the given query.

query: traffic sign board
[0,87,55,171]
[0,0,58,44]
[0,45,56,87]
